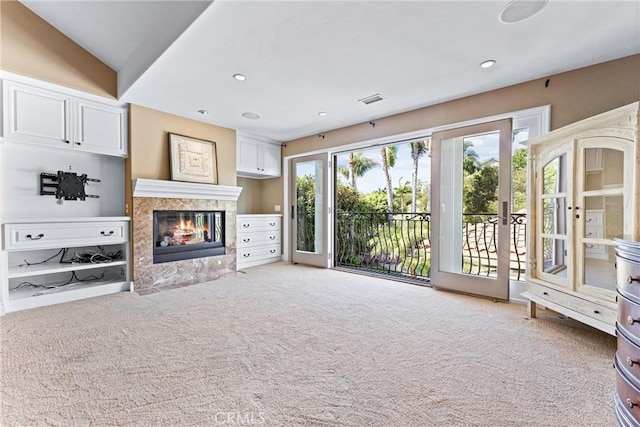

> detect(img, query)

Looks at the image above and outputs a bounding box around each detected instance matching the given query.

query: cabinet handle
[593,310,600,315]
[242,224,250,228]
[75,142,82,146]
[586,218,592,222]
[243,238,250,243]
[25,233,44,240]
[628,398,637,409]
[627,275,639,284]
[628,316,639,325]
[586,244,594,248]
[100,231,114,236]
[269,236,276,240]
[543,291,548,296]
[243,253,251,258]
[627,357,638,367]
[269,222,276,226]
[270,249,276,254]
[64,140,70,144]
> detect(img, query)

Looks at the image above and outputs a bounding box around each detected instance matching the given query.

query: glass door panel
[578,144,630,300]
[431,119,512,300]
[290,153,329,267]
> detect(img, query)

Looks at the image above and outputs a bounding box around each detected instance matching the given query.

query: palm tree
[380,145,397,215]
[346,152,378,191]
[409,139,429,212]
[463,141,480,175]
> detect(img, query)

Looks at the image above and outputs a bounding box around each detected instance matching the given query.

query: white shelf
[7,280,129,313]
[8,260,127,279]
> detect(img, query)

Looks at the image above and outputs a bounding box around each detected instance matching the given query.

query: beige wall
[237,177,262,214]
[126,104,237,209]
[261,55,640,213]
[0,1,116,98]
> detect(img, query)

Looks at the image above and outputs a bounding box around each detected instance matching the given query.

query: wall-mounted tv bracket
[40,171,101,201]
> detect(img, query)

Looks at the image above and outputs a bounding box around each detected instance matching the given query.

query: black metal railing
[335,211,527,282]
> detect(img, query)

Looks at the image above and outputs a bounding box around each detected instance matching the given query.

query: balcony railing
[335,211,527,282]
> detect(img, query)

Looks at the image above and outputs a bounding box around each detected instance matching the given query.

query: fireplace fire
[153,210,225,263]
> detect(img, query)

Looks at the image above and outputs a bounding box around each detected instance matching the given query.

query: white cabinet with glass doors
[523,102,639,335]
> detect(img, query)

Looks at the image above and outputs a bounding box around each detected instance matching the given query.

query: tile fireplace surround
[131,179,242,295]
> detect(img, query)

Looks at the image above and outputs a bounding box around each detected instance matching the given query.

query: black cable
[22,248,66,266]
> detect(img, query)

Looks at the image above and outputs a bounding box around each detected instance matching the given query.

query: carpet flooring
[1,262,617,426]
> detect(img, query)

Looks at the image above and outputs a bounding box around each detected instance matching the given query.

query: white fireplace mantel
[132,179,243,201]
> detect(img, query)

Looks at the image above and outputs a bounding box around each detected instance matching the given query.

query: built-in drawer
[528,283,617,325]
[617,255,640,304]
[585,211,603,226]
[615,356,640,426]
[237,216,281,233]
[237,244,281,262]
[3,221,128,251]
[237,231,281,248]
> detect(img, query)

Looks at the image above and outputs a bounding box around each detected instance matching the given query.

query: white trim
[132,178,243,200]
[283,105,551,268]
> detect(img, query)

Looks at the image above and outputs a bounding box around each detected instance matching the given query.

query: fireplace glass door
[153,210,224,263]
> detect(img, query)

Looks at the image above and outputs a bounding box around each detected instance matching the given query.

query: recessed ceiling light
[241,112,261,120]
[233,74,246,81]
[499,0,548,23]
[318,112,328,117]
[197,109,208,115]
[480,60,496,69]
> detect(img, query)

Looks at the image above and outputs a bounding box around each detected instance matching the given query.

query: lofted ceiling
[20,1,640,143]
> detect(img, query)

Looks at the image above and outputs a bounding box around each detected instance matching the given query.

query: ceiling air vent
[358,93,386,105]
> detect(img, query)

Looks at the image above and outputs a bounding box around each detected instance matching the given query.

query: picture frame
[169,133,218,184]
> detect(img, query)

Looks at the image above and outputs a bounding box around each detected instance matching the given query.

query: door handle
[291,205,295,220]
[502,201,508,226]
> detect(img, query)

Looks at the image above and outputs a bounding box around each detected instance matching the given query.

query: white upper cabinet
[74,98,127,156]
[4,81,72,147]
[236,133,281,178]
[2,77,128,157]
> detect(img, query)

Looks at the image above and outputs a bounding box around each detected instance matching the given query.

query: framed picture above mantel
[169,133,218,184]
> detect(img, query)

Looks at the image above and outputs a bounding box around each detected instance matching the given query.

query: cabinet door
[261,144,281,177]
[237,138,260,173]
[533,144,573,289]
[3,81,71,148]
[576,141,633,302]
[74,98,127,157]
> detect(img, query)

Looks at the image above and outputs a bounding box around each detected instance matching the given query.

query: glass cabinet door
[577,142,632,301]
[537,151,571,287]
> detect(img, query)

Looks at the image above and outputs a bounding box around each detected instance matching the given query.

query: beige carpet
[1,263,617,426]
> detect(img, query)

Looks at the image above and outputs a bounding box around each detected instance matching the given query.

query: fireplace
[153,210,225,263]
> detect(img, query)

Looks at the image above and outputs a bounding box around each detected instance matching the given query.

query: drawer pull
[586,218,593,223]
[593,310,600,315]
[627,357,638,367]
[243,253,251,258]
[627,275,639,284]
[100,231,114,236]
[270,249,277,254]
[269,236,276,240]
[628,316,639,325]
[628,398,637,409]
[543,291,549,296]
[586,244,594,249]
[269,222,276,226]
[242,224,250,228]
[243,238,250,243]
[26,233,44,240]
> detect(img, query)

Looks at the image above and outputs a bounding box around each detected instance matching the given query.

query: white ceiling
[21,1,640,143]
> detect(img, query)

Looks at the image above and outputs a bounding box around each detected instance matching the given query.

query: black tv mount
[40,171,101,201]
